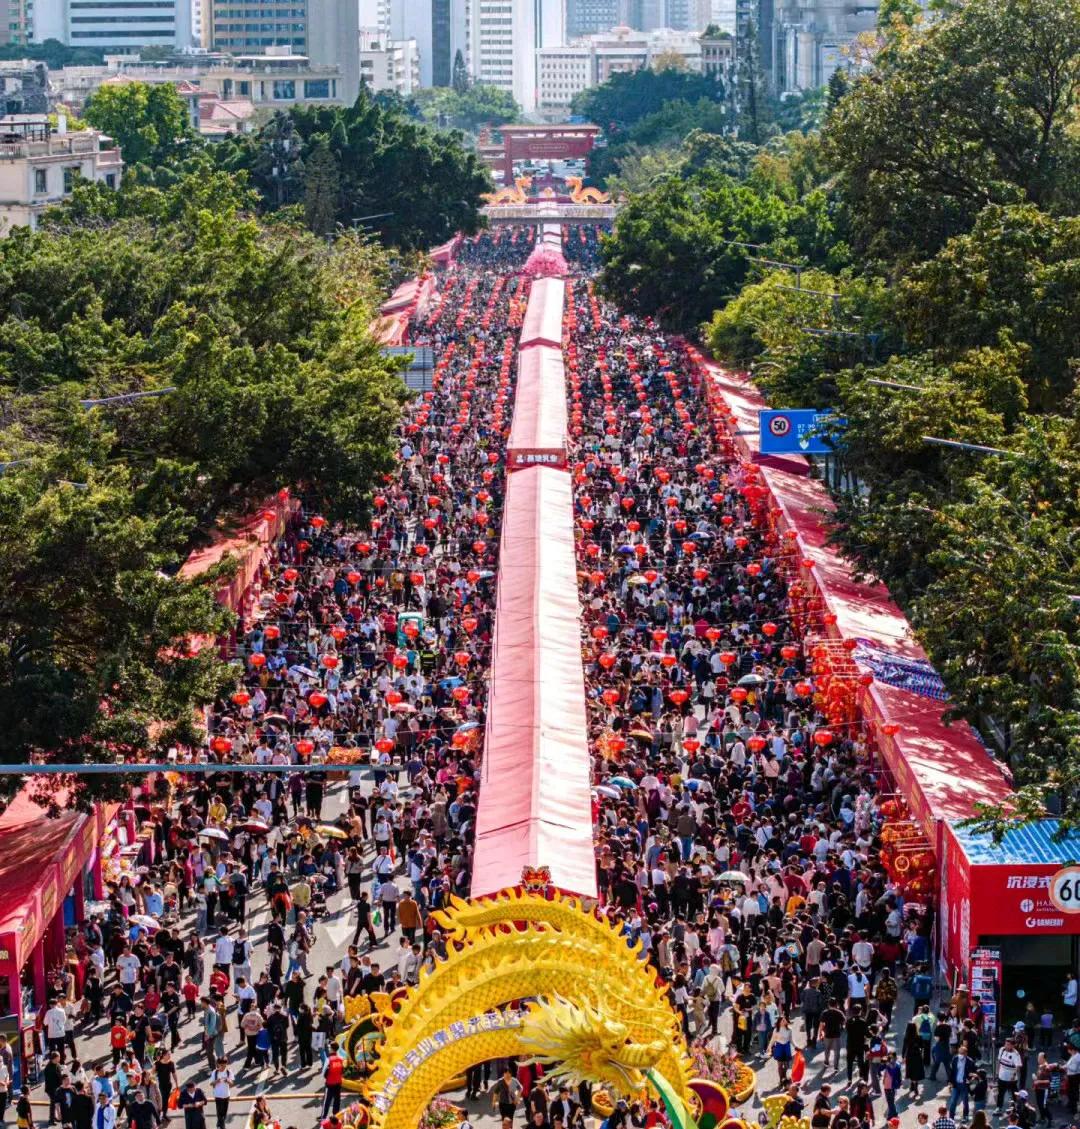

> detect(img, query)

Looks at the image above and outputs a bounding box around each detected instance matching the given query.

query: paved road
[59,778,992,1129]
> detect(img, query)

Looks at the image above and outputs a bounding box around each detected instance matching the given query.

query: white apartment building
[467,0,565,114]
[0,114,121,232]
[31,0,193,51]
[55,53,349,112]
[537,24,701,112]
[358,29,420,95]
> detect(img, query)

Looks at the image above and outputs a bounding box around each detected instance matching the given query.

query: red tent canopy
[471,467,596,899]
[758,460,1011,836]
[508,347,567,470]
[520,278,565,349]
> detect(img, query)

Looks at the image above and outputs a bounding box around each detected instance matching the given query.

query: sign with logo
[1048,865,1080,914]
[507,449,567,470]
[759,409,846,455]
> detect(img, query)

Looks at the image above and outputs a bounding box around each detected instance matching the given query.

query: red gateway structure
[478,124,601,184]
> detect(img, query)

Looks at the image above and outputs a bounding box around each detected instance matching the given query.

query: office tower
[467,0,565,113]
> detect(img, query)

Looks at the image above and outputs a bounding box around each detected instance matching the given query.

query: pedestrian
[177,1082,206,1129]
[997,1037,1024,1111]
[493,1069,523,1123]
[321,1043,344,1120]
[210,1060,233,1129]
[949,1043,974,1120]
[903,1019,927,1098]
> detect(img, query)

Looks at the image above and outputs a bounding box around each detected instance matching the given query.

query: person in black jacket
[68,1083,93,1129]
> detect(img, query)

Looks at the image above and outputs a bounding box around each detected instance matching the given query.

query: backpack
[918,1015,933,1040]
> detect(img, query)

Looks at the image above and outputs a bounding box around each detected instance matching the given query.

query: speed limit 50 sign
[1048,865,1080,913]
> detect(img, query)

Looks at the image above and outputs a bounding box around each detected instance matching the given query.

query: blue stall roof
[952,819,1080,867]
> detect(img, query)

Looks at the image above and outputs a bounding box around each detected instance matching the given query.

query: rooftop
[951,819,1080,867]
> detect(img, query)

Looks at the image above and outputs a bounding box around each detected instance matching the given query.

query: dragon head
[519,997,667,1096]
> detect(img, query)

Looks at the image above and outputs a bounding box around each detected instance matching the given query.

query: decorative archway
[357,889,697,1129]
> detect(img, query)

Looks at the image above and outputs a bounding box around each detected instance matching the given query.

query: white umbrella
[199,828,229,841]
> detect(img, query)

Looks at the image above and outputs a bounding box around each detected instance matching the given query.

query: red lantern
[719,651,737,666]
[795,680,813,697]
[651,629,667,644]
[231,690,251,707]
[813,729,834,747]
[705,627,721,643]
[451,686,470,702]
[309,691,328,709]
[454,651,471,666]
[415,544,429,557]
[410,572,425,586]
[211,736,232,754]
[283,567,298,583]
[748,735,767,752]
[780,645,799,661]
[375,737,394,754]
[321,654,339,669]
[683,738,701,754]
[346,571,361,585]
[746,563,762,577]
[730,687,748,703]
[881,722,900,736]
[263,625,280,641]
[355,542,372,555]
[472,541,487,554]
[591,626,608,641]
[598,653,617,670]
[386,690,403,706]
[249,653,266,668]
[669,689,689,705]
[392,654,408,670]
[761,622,778,637]
[296,738,314,756]
[602,689,620,706]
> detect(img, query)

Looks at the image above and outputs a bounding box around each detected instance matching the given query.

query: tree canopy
[217,90,491,249]
[83,81,194,170]
[0,171,406,797]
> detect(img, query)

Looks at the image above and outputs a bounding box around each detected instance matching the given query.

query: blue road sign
[758,409,846,455]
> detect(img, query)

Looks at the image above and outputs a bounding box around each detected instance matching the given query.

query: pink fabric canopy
[471,466,596,899]
[520,278,566,348]
[507,345,568,469]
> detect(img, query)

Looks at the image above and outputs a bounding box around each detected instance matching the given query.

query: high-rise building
[467,0,565,113]
[432,0,452,83]
[566,0,621,38]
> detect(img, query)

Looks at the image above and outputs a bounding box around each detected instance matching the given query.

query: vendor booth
[703,360,1080,1018]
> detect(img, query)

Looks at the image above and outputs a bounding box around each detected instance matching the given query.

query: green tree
[571,66,725,133]
[598,168,807,331]
[303,137,341,235]
[217,91,491,247]
[824,0,1080,263]
[0,170,407,796]
[452,49,470,95]
[83,81,195,169]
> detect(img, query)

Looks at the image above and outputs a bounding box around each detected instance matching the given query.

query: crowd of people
[17,226,1080,1129]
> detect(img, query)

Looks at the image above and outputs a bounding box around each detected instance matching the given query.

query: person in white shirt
[210,1059,234,1129]
[43,1003,68,1055]
[115,949,141,991]
[847,968,870,1008]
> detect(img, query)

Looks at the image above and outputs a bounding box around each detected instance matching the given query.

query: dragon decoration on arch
[339,888,759,1129]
